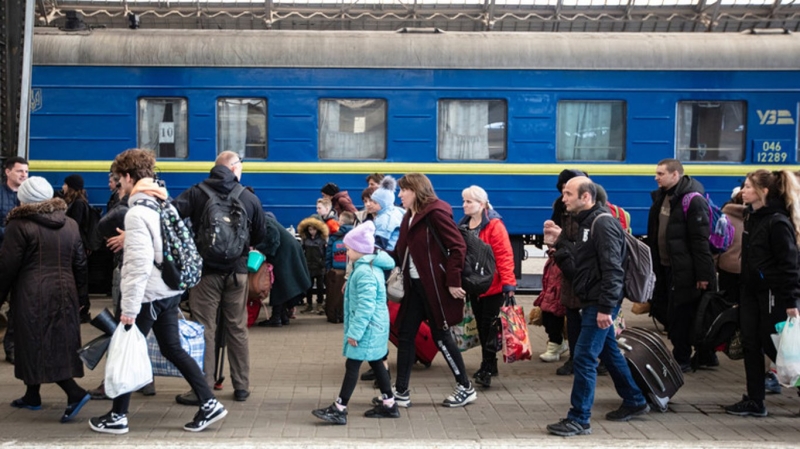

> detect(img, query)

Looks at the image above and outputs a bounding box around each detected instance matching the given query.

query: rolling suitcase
[617,327,684,412]
[388,301,437,367]
[324,269,346,323]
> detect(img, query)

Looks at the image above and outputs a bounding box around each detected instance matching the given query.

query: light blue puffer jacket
[342,251,395,361]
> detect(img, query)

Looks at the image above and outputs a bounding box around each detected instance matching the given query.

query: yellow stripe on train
[29,161,794,177]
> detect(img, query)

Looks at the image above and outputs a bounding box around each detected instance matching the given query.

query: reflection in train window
[138,98,188,159]
[557,101,625,161]
[438,100,507,161]
[676,101,745,162]
[217,98,267,159]
[318,99,386,160]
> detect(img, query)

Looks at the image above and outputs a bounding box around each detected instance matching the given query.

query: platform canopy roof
[35,0,800,32]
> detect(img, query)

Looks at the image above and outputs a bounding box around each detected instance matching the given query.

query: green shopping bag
[452,300,480,352]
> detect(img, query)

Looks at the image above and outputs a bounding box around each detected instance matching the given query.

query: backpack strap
[681,192,703,217]
[132,198,165,270]
[197,182,218,201]
[589,212,615,237]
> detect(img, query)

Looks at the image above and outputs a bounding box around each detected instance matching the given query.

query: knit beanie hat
[371,176,396,211]
[321,182,340,197]
[18,176,54,204]
[556,169,587,192]
[64,174,85,191]
[343,221,375,255]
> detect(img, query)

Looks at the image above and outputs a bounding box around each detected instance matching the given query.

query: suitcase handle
[645,363,666,393]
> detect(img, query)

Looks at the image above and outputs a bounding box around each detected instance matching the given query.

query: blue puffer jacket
[343,251,395,361]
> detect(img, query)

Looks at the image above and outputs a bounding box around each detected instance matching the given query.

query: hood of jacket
[355,250,396,271]
[298,216,330,241]
[202,165,240,195]
[333,223,354,238]
[6,198,68,229]
[410,198,453,227]
[722,202,746,221]
[130,177,168,201]
[747,198,790,220]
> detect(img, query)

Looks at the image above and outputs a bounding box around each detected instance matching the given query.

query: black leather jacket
[554,204,626,314]
[741,200,800,310]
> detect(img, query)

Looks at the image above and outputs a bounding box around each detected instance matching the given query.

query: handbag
[386,248,408,303]
[499,295,532,363]
[451,299,480,352]
[146,314,205,377]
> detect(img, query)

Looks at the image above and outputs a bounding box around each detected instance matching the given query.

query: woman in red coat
[459,185,517,387]
[390,173,473,408]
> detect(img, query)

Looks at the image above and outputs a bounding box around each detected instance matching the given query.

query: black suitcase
[617,327,684,412]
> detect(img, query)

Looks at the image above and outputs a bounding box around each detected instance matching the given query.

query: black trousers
[395,279,469,391]
[471,293,504,363]
[740,287,786,402]
[338,358,393,406]
[306,274,325,305]
[565,308,582,358]
[542,310,565,345]
[112,295,214,415]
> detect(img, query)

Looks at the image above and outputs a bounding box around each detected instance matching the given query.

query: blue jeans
[567,305,646,425]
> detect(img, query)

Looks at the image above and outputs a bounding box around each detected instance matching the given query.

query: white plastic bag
[104,323,153,398]
[776,317,800,387]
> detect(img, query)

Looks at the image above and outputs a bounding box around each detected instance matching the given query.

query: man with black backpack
[646,159,716,372]
[173,151,266,405]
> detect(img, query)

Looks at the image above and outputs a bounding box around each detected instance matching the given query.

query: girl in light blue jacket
[312,221,398,425]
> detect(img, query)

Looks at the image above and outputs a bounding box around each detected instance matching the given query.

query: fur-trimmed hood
[5,198,68,229]
[298,216,330,241]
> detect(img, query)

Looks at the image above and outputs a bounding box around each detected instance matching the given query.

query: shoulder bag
[386,248,408,303]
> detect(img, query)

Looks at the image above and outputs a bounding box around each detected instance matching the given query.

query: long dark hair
[398,172,437,213]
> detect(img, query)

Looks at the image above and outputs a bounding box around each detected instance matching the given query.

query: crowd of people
[0,152,798,438]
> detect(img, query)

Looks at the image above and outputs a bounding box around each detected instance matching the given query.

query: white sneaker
[539,341,568,363]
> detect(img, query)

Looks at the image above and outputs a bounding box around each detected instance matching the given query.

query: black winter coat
[646,176,716,305]
[554,204,625,314]
[254,214,312,306]
[741,200,800,310]
[0,199,87,384]
[173,165,267,274]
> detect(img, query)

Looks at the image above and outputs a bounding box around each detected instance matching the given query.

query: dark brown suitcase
[324,269,346,323]
[617,327,684,412]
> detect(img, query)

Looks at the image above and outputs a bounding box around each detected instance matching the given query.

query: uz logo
[757,109,795,125]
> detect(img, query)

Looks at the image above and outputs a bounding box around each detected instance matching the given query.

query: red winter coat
[391,199,466,330]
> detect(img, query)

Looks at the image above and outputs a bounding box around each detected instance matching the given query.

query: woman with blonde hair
[459,185,516,387]
[724,169,800,417]
[388,173,474,407]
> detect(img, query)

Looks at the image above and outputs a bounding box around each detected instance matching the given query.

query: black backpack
[692,290,739,356]
[427,218,496,296]
[196,183,250,271]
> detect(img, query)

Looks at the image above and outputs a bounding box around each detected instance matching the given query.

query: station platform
[1,295,800,448]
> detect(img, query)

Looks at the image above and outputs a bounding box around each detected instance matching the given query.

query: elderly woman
[459,185,516,388]
[0,177,90,422]
[388,173,473,408]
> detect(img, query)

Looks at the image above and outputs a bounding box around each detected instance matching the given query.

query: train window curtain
[217,98,267,160]
[557,101,625,161]
[676,101,745,162]
[438,100,506,161]
[318,99,386,160]
[138,98,188,159]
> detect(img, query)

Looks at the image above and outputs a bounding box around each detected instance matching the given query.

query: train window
[438,100,507,160]
[217,98,267,159]
[676,101,746,162]
[318,99,386,160]
[557,101,625,161]
[137,98,188,159]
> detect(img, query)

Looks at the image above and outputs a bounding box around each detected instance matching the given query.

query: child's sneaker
[315,302,326,315]
[372,387,411,408]
[184,399,228,432]
[300,304,314,314]
[364,402,400,418]
[312,403,347,425]
[89,412,129,435]
[442,383,477,407]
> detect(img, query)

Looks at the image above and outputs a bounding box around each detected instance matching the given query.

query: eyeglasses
[231,159,242,166]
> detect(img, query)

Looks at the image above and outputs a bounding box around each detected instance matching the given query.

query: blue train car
[29,29,800,270]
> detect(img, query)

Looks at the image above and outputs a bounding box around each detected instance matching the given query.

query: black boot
[487,358,498,377]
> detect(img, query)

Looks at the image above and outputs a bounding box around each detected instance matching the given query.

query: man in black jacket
[173,151,267,404]
[646,159,716,372]
[547,177,648,437]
